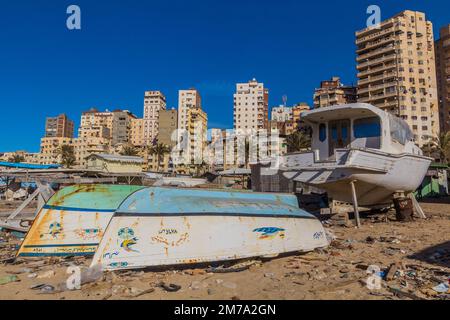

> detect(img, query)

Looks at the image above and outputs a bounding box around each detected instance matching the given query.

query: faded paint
[17,184,144,257]
[92,187,329,270]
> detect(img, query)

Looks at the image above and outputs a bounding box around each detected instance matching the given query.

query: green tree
[422,132,450,163]
[285,131,311,153]
[8,154,25,163]
[120,145,139,157]
[58,144,76,168]
[148,143,171,172]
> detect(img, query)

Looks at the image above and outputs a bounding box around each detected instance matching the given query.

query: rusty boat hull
[17,184,144,257]
[91,187,329,271]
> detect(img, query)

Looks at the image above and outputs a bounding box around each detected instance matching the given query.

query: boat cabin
[301,103,421,160]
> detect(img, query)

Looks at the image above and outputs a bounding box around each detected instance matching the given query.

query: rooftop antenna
[282,95,288,107]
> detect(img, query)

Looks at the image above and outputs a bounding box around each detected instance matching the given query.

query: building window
[319,123,326,142]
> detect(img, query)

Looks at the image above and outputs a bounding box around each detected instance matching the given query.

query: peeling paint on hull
[91,187,329,270]
[17,185,144,257]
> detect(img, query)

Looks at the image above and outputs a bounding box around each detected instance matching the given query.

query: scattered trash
[158,282,181,292]
[37,270,56,279]
[30,284,56,294]
[432,282,450,294]
[0,275,19,285]
[207,260,258,273]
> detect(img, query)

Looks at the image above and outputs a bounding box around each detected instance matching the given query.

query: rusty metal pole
[350,180,361,228]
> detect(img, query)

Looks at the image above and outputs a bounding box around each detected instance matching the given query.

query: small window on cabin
[353,117,381,138]
[319,123,326,142]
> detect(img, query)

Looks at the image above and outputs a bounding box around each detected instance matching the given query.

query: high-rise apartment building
[356,10,440,145]
[436,24,450,133]
[143,91,166,146]
[177,89,202,132]
[313,77,357,109]
[45,114,74,138]
[233,79,269,131]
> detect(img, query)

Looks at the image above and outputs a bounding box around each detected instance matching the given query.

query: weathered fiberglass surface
[16,184,146,257]
[116,187,314,218]
[45,184,145,211]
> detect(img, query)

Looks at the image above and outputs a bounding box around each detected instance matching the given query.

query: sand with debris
[0,199,449,300]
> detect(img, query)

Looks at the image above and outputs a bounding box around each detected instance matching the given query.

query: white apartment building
[271,105,293,122]
[356,10,440,146]
[233,79,269,131]
[177,89,202,132]
[143,91,166,146]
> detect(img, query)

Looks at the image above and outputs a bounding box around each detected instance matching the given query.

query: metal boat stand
[349,180,361,228]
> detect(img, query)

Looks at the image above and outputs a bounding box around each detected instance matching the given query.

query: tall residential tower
[356,10,440,146]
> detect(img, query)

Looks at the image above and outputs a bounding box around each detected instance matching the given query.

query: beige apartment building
[187,107,208,166]
[436,24,450,133]
[79,109,135,146]
[45,114,74,138]
[233,79,269,131]
[143,91,166,146]
[313,77,357,109]
[158,109,178,147]
[73,137,110,168]
[292,103,311,129]
[130,118,145,147]
[178,89,202,132]
[39,137,74,164]
[356,10,440,146]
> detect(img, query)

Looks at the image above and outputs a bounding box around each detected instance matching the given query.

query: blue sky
[0,0,449,152]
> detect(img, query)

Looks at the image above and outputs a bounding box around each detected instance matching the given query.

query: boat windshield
[388,114,413,145]
[352,116,381,149]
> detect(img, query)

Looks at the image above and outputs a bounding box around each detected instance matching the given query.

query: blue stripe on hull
[42,204,115,213]
[18,252,95,257]
[23,243,98,248]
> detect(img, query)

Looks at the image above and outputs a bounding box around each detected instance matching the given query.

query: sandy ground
[0,199,449,300]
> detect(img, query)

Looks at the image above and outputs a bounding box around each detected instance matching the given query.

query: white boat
[91,187,329,271]
[278,103,432,206]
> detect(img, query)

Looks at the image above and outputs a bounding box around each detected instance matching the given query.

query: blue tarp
[0,162,60,169]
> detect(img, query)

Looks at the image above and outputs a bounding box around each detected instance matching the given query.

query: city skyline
[1,0,449,152]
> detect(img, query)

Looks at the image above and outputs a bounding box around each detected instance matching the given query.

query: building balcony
[356,19,395,37]
[357,45,397,62]
[357,36,396,54]
[357,64,397,78]
[357,53,396,70]
[356,25,400,45]
[358,81,398,94]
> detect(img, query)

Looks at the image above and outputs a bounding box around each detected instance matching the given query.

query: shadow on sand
[408,241,450,268]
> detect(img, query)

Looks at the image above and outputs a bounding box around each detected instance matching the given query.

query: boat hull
[17,184,145,257]
[92,214,329,270]
[283,149,431,206]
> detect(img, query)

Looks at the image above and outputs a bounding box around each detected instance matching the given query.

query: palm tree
[285,131,311,153]
[8,154,25,163]
[120,145,139,157]
[148,143,171,172]
[58,144,76,168]
[422,132,450,163]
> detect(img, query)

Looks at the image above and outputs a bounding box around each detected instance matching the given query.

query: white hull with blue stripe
[92,187,329,270]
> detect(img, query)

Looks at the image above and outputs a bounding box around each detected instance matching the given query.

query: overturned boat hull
[92,187,329,270]
[17,185,144,257]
